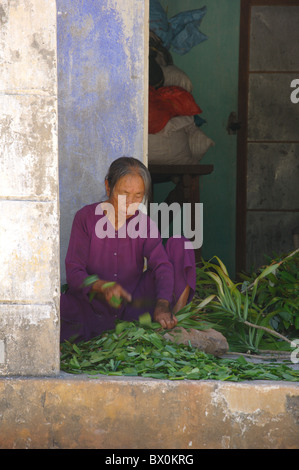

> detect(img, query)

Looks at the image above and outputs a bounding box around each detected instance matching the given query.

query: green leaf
[280,271,297,283]
[115,321,130,335]
[72,344,82,355]
[110,295,122,307]
[206,271,224,296]
[139,312,152,328]
[254,263,280,284]
[213,256,230,277]
[144,333,164,349]
[102,281,116,289]
[81,274,100,288]
[69,355,81,369]
[195,294,216,310]
[236,355,248,365]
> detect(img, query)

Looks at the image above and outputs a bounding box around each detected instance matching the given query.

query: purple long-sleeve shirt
[65,202,175,305]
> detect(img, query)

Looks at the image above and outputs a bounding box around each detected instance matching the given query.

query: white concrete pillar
[0,0,60,375]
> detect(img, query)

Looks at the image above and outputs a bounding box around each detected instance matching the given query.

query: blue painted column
[57,0,148,282]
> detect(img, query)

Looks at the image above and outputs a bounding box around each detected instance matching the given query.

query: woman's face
[106,172,145,219]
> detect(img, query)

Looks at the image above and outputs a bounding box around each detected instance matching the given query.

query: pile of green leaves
[194,249,299,353]
[60,313,299,382]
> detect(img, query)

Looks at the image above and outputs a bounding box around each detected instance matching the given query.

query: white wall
[0,0,60,375]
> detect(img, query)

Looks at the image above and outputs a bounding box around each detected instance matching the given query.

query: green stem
[243,320,292,345]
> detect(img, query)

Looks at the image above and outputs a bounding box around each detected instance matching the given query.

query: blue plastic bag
[149,0,170,47]
[149,0,208,55]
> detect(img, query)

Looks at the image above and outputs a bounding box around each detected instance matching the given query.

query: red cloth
[149,85,202,134]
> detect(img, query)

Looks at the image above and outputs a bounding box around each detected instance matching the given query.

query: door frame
[236,0,299,274]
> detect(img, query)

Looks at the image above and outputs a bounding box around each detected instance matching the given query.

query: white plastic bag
[160,65,193,93]
[148,116,214,164]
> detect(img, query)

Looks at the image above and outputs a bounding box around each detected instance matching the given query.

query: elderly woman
[60,157,196,343]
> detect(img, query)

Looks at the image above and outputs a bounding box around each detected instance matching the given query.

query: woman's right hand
[91,279,132,308]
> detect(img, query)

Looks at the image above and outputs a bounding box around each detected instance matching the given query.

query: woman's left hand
[153,299,177,329]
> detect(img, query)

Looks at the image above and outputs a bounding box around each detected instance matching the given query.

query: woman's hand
[154,299,177,329]
[91,279,132,308]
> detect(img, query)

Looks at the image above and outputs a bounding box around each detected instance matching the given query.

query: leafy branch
[192,250,299,353]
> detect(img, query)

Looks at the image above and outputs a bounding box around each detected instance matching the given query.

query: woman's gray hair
[105,156,152,201]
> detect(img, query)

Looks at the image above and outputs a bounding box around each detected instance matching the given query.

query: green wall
[158,0,240,277]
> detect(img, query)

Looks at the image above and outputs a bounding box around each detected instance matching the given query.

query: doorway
[236,0,299,273]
